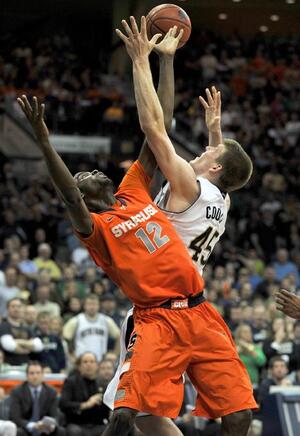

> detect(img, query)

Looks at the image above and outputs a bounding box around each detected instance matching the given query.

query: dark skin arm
[17,96,93,235]
[137,27,179,178]
[275,289,300,319]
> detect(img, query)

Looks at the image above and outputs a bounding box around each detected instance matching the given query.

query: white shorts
[103,308,150,417]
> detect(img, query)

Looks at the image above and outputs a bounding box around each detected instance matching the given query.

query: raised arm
[17,96,92,235]
[138,27,178,177]
[116,16,198,203]
[199,86,223,147]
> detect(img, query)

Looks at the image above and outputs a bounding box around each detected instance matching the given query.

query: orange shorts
[114,300,257,419]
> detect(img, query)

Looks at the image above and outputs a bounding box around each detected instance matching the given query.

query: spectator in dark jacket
[0,299,43,365]
[9,360,65,436]
[59,352,110,436]
[34,311,66,373]
[257,356,291,409]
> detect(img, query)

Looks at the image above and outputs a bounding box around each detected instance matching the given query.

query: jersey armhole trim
[157,180,201,215]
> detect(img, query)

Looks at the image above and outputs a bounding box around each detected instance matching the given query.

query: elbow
[1,335,17,352]
[32,338,44,352]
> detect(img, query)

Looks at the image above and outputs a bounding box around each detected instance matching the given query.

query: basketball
[146,4,191,49]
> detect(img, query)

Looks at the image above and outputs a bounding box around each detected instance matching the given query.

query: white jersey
[104,177,229,409]
[103,308,133,410]
[155,176,228,274]
[75,313,109,362]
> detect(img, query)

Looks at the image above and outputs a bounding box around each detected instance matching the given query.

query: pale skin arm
[17,96,92,235]
[116,16,198,204]
[199,86,223,147]
[139,27,178,177]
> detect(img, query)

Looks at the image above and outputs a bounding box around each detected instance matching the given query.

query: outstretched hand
[154,25,184,57]
[199,86,221,133]
[275,289,300,320]
[115,16,162,61]
[17,95,49,146]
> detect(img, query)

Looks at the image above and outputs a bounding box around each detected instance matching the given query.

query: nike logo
[106,217,114,222]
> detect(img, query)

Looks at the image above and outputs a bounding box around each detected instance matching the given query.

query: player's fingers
[199,96,209,109]
[33,96,39,117]
[121,19,133,38]
[115,29,128,43]
[276,291,294,303]
[205,88,214,106]
[216,91,221,114]
[150,33,162,45]
[275,295,285,305]
[22,95,33,115]
[17,97,26,112]
[140,16,147,39]
[171,25,178,37]
[279,289,294,298]
[39,103,45,121]
[164,27,172,38]
[177,28,184,41]
[130,16,139,35]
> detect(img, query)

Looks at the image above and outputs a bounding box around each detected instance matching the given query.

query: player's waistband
[159,292,205,310]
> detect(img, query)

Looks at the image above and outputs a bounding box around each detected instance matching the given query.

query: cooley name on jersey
[155,176,229,274]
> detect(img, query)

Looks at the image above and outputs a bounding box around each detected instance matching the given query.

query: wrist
[158,53,174,62]
[80,400,90,410]
[133,55,150,66]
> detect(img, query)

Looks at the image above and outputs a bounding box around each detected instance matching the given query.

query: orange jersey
[76,160,204,308]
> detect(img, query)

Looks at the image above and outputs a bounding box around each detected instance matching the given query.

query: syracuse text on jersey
[111,204,158,237]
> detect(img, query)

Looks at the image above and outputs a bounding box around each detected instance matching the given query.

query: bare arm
[276,289,300,319]
[117,17,198,202]
[138,30,178,177]
[199,86,223,147]
[17,96,92,235]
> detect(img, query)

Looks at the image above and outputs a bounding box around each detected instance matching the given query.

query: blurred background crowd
[0,0,300,435]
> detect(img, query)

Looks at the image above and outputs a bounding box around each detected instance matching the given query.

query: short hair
[269,356,287,370]
[216,139,253,192]
[84,294,99,304]
[26,360,43,374]
[76,352,98,366]
[7,297,22,309]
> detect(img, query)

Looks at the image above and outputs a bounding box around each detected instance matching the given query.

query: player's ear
[210,163,222,173]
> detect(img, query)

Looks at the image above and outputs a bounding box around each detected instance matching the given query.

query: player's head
[190,139,253,192]
[74,170,114,211]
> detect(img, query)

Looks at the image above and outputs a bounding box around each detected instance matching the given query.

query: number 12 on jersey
[135,221,170,254]
[189,226,219,266]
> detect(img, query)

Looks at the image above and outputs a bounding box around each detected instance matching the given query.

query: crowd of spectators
[0,25,300,436]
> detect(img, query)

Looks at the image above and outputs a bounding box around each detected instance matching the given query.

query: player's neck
[88,194,117,212]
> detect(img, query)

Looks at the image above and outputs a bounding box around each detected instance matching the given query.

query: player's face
[190,144,225,175]
[74,170,114,199]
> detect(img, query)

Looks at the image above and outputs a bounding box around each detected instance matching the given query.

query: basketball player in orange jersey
[116,16,256,436]
[17,27,184,436]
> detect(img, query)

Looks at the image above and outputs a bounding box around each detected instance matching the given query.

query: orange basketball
[146,3,191,49]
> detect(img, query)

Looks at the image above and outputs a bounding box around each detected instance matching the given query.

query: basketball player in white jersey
[108,17,254,436]
[63,294,120,362]
[104,86,228,434]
